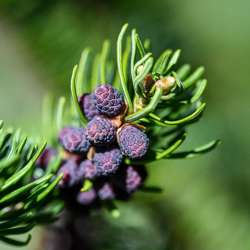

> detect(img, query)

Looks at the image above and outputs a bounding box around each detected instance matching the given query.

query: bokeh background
[0,0,249,249]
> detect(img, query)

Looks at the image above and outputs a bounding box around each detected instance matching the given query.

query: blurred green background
[0,0,249,249]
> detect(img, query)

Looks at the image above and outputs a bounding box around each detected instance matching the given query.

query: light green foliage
[0,121,63,246]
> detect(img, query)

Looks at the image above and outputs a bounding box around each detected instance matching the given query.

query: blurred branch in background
[0,0,250,250]
[0,0,180,91]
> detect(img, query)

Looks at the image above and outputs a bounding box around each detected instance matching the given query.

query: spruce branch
[46,24,220,217]
[0,23,220,248]
[0,122,63,246]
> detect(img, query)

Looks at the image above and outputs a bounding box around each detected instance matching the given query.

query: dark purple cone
[93,147,123,176]
[36,147,57,168]
[77,189,97,205]
[118,125,149,159]
[59,127,90,153]
[79,160,97,179]
[98,183,115,200]
[112,165,147,199]
[79,93,98,120]
[125,166,147,193]
[86,116,116,146]
[94,84,125,117]
[58,160,83,188]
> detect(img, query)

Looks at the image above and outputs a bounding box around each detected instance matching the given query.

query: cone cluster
[37,84,150,206]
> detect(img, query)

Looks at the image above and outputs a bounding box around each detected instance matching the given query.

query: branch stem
[125,87,163,122]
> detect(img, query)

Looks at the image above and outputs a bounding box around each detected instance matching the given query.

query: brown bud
[110,115,123,128]
[155,76,176,94]
[143,74,155,93]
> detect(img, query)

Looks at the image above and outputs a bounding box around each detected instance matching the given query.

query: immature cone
[125,166,147,193]
[118,125,149,159]
[59,127,90,153]
[77,189,97,205]
[86,116,116,146]
[93,147,123,176]
[79,159,97,179]
[94,84,125,117]
[113,165,147,198]
[98,183,115,200]
[58,160,81,188]
[79,93,98,120]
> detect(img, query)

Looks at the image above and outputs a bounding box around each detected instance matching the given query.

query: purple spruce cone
[58,160,84,188]
[77,189,97,205]
[98,183,115,200]
[118,125,149,159]
[125,166,147,193]
[79,93,98,120]
[112,165,147,198]
[79,159,97,179]
[86,116,116,146]
[93,147,123,176]
[59,127,90,153]
[94,84,125,117]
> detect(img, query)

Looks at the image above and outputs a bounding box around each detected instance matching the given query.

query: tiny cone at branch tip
[94,84,125,117]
